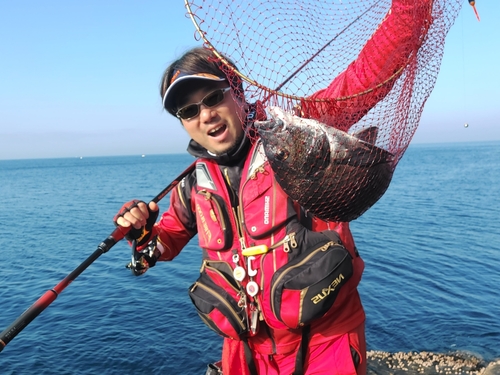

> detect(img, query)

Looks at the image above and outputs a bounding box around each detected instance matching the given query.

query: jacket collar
[187,133,251,166]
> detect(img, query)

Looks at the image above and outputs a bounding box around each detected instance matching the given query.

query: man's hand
[114,200,159,247]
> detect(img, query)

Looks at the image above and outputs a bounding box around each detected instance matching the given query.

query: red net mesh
[184,0,463,222]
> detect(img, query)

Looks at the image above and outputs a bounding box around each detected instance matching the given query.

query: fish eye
[276,149,289,161]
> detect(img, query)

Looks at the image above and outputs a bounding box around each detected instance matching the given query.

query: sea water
[0,142,499,374]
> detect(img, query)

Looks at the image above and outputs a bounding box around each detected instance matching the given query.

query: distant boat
[141,154,146,158]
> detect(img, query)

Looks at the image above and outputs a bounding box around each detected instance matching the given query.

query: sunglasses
[176,87,231,120]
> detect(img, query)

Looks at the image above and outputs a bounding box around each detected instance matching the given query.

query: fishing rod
[0,161,195,353]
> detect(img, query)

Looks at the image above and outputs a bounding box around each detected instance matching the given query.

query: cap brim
[163,74,226,115]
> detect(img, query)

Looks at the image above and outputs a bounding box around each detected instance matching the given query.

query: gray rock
[483,361,500,375]
[367,350,488,375]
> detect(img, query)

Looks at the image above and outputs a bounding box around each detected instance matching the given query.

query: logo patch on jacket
[264,195,270,225]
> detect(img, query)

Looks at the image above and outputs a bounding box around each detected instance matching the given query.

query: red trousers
[222,323,366,375]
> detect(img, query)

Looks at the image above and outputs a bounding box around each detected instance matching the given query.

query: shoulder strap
[243,339,259,375]
[292,325,311,375]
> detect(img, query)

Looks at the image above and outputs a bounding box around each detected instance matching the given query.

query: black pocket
[189,262,247,340]
[270,239,353,329]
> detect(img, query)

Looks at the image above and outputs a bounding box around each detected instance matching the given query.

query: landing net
[184,0,463,221]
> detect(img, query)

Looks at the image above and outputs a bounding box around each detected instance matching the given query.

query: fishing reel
[126,236,160,276]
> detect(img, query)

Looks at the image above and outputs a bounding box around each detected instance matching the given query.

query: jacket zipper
[258,232,297,290]
[237,164,269,249]
[198,189,227,231]
[202,260,243,296]
[223,167,247,250]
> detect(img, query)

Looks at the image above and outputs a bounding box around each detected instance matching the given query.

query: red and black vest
[188,141,364,339]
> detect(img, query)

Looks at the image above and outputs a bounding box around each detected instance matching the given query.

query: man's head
[160,47,247,156]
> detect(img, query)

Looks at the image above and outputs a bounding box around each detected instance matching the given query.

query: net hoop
[184,0,406,103]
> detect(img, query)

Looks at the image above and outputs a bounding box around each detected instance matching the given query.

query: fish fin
[350,126,378,144]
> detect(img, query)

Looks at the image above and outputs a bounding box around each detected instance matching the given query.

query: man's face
[177,82,246,156]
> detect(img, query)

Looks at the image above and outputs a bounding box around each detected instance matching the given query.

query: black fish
[255,107,395,222]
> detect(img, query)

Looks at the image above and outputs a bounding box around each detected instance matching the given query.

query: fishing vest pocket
[270,237,353,329]
[241,167,292,239]
[188,260,248,340]
[195,190,234,251]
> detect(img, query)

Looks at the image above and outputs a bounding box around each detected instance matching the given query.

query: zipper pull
[268,232,297,253]
[200,260,207,272]
[209,209,218,222]
[238,293,247,308]
[282,233,298,253]
[249,166,267,180]
[283,239,290,253]
[239,237,247,250]
[190,282,198,293]
[198,189,212,200]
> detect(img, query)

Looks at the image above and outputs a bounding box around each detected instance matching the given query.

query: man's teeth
[209,125,224,135]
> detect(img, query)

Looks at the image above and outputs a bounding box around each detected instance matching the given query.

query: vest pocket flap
[202,260,241,295]
[270,241,353,329]
[195,190,234,251]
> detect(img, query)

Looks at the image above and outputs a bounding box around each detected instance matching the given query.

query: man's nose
[199,105,217,122]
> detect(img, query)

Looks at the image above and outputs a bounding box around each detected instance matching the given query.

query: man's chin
[211,135,244,156]
[211,146,234,156]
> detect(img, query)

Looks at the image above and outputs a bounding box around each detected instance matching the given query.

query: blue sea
[1,142,499,374]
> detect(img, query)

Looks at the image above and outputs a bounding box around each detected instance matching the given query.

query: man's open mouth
[208,124,227,137]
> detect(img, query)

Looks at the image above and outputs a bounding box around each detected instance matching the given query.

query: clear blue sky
[0,1,498,160]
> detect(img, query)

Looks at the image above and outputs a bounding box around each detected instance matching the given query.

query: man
[114,1,433,373]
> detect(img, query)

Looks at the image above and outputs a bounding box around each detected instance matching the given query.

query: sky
[0,1,498,160]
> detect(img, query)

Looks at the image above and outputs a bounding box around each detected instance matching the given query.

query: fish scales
[255,107,395,222]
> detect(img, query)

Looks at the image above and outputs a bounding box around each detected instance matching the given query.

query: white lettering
[264,196,270,225]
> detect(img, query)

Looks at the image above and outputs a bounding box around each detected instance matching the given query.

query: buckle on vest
[241,245,269,256]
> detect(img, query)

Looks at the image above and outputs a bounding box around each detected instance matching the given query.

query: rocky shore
[367,351,500,375]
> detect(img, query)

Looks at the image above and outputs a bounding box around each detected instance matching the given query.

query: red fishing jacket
[152,139,365,355]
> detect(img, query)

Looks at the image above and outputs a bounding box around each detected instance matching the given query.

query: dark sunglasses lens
[203,90,224,107]
[178,105,199,119]
[177,89,227,119]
